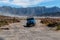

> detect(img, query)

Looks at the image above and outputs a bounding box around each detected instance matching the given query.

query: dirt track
[0,20,60,40]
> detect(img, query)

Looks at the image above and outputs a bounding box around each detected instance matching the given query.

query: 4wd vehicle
[24,17,36,27]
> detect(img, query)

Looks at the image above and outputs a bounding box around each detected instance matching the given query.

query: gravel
[0,20,60,40]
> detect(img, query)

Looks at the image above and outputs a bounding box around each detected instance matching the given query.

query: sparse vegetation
[0,15,20,27]
[40,18,60,30]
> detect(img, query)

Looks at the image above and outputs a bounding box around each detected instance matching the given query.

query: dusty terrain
[0,19,60,40]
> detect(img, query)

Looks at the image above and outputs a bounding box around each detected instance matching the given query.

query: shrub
[40,18,60,30]
[56,25,60,30]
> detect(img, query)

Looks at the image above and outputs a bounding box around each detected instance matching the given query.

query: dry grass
[0,15,20,27]
[40,18,60,30]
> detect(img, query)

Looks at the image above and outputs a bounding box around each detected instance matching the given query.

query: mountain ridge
[0,6,60,16]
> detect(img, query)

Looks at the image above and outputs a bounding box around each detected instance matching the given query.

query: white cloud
[0,0,9,2]
[0,0,53,7]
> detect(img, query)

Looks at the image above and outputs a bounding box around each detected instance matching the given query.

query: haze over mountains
[0,6,60,17]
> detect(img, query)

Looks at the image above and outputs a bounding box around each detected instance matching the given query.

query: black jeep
[24,17,36,27]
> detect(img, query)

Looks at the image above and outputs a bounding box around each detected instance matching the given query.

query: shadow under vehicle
[24,17,36,27]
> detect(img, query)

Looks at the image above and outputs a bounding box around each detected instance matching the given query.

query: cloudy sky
[0,0,60,8]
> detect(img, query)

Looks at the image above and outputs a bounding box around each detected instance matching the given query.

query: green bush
[56,25,60,30]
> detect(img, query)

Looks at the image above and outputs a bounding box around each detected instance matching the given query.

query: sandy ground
[0,20,60,40]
